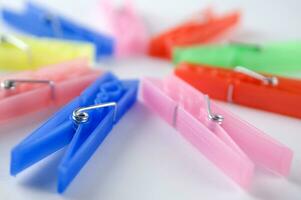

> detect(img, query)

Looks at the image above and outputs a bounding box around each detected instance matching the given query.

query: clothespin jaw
[174,62,301,118]
[141,74,293,188]
[10,72,138,193]
[100,0,149,57]
[0,59,100,122]
[148,10,240,59]
[0,34,95,70]
[173,41,301,75]
[2,2,115,58]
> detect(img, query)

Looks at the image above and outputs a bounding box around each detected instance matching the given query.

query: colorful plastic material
[0,59,100,122]
[148,8,240,59]
[2,2,114,58]
[0,34,95,70]
[175,63,301,118]
[10,72,138,193]
[173,41,301,75]
[100,0,148,57]
[141,74,293,188]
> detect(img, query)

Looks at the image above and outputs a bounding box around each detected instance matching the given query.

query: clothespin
[141,74,293,188]
[100,0,148,57]
[0,34,95,70]
[175,62,301,118]
[148,8,240,59]
[2,2,114,58]
[11,72,138,193]
[0,58,100,122]
[172,41,301,75]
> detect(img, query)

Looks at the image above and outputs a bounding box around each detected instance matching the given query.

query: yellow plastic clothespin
[0,34,95,71]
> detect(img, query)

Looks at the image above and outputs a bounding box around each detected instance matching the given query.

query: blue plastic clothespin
[1,2,115,58]
[10,72,138,193]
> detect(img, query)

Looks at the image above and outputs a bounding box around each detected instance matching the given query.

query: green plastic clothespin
[172,41,301,76]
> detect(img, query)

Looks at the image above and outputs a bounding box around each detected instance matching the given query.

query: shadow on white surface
[249,169,300,200]
[288,156,301,187]
[16,149,66,193]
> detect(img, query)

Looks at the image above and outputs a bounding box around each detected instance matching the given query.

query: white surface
[0,0,301,199]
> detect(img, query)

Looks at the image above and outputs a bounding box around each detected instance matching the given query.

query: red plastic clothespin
[175,63,301,118]
[148,8,241,59]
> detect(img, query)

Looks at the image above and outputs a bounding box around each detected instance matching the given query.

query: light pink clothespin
[0,58,101,122]
[141,75,293,189]
[100,0,149,57]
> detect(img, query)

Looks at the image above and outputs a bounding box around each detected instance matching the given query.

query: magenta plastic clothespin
[100,0,149,57]
[141,75,293,189]
[0,59,101,122]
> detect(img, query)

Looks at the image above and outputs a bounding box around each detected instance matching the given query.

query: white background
[0,0,301,199]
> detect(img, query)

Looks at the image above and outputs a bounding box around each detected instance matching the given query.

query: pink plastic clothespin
[100,0,149,57]
[141,74,293,189]
[0,59,101,122]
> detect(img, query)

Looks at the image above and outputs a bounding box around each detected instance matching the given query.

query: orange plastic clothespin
[148,8,240,59]
[175,63,301,118]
